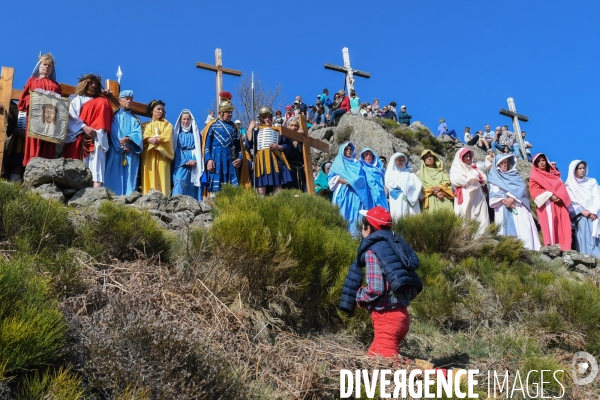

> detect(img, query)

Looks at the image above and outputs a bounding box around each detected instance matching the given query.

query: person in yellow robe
[141,100,174,195]
[418,149,454,212]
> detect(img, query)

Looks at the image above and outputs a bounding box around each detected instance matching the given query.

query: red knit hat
[359,206,392,230]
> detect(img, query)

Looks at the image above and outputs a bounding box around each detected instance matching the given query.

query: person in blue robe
[566,160,600,258]
[104,90,143,196]
[201,93,242,194]
[328,142,372,236]
[172,109,203,200]
[360,147,389,210]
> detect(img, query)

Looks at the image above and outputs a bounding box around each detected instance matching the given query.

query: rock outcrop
[24,158,93,189]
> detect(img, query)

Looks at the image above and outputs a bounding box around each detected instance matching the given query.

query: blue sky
[3,0,598,176]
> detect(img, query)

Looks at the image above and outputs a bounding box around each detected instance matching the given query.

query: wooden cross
[278,114,329,194]
[0,65,151,175]
[499,97,528,161]
[195,48,242,110]
[324,47,371,93]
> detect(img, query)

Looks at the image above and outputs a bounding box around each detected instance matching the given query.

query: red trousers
[368,307,410,358]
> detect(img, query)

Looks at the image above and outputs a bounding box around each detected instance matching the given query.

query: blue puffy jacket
[339,230,423,314]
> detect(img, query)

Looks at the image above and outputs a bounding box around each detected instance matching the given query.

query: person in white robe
[449,148,490,237]
[384,153,422,220]
[565,160,600,257]
[488,154,541,250]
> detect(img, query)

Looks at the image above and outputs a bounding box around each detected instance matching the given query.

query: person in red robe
[64,74,113,187]
[18,53,62,167]
[529,153,573,250]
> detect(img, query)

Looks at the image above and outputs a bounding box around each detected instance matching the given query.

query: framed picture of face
[27,90,70,144]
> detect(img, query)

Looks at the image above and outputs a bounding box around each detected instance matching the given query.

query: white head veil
[173,109,204,187]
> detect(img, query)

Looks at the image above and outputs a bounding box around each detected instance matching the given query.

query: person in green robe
[418,149,454,212]
[315,161,333,200]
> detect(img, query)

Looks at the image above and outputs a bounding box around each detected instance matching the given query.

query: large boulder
[32,183,66,204]
[24,158,92,190]
[68,187,111,208]
[309,114,410,167]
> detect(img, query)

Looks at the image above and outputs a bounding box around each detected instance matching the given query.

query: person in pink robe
[529,153,572,250]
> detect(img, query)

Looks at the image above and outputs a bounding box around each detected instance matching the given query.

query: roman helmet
[258,106,273,124]
[218,91,234,115]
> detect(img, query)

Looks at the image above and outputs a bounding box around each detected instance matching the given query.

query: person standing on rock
[488,154,540,250]
[104,90,143,196]
[565,160,600,257]
[339,206,422,359]
[418,150,454,212]
[141,100,174,196]
[450,148,490,237]
[397,106,412,126]
[529,153,572,251]
[246,106,293,196]
[360,148,388,210]
[201,92,243,195]
[171,109,203,201]
[385,153,422,219]
[328,142,372,236]
[64,74,113,187]
[18,53,62,167]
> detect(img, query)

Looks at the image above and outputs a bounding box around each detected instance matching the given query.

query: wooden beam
[324,63,347,73]
[299,114,316,194]
[352,70,371,79]
[499,108,529,122]
[0,67,15,176]
[195,62,241,77]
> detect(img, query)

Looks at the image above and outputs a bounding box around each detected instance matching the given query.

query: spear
[251,72,257,190]
[116,66,123,84]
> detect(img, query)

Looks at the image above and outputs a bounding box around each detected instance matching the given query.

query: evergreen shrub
[0,182,74,254]
[392,209,472,255]
[0,257,66,374]
[210,186,357,329]
[79,201,173,262]
[17,368,84,400]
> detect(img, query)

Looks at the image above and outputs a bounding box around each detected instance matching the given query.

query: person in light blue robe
[360,147,389,210]
[172,109,203,200]
[328,142,372,236]
[104,90,143,196]
[566,160,600,258]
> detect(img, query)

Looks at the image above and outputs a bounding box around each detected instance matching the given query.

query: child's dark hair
[362,217,391,232]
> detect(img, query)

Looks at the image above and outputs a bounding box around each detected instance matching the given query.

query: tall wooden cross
[499,97,528,161]
[0,65,151,175]
[278,114,329,195]
[324,47,371,93]
[195,48,242,109]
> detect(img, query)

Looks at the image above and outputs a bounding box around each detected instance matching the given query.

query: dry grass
[60,253,408,399]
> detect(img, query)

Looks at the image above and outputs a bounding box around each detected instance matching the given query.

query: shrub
[210,186,357,330]
[0,257,66,374]
[79,201,173,262]
[17,368,84,400]
[393,209,475,255]
[0,183,74,255]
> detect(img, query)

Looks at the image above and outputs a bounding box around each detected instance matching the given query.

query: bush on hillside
[209,186,357,330]
[78,201,173,262]
[17,368,84,400]
[0,257,66,375]
[390,124,453,156]
[0,182,74,255]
